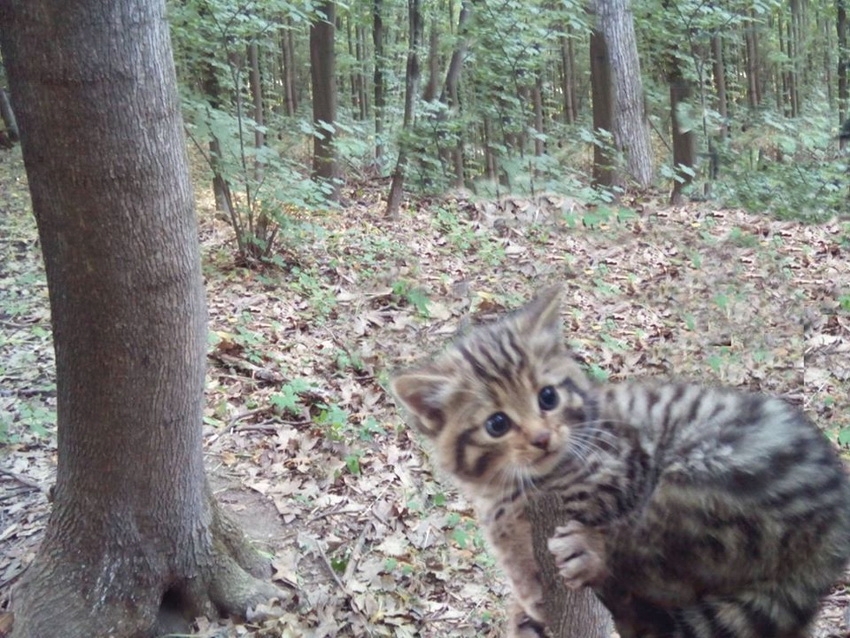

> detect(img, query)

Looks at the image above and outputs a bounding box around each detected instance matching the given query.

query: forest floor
[2,145,850,637]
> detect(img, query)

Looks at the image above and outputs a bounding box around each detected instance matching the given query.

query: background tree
[0,1,281,635]
[591,0,654,189]
[386,0,424,217]
[311,0,340,200]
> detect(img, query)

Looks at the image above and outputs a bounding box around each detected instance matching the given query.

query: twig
[309,536,375,637]
[0,467,44,491]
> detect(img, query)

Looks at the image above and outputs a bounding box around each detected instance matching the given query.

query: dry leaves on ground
[1,148,849,636]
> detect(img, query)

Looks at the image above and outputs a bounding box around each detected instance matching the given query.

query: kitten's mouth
[535,451,556,465]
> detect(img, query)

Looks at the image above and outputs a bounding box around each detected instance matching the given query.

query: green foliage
[392,280,430,317]
[713,112,849,221]
[269,378,311,415]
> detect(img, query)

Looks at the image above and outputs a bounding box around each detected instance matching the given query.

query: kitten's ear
[517,285,563,337]
[391,370,453,437]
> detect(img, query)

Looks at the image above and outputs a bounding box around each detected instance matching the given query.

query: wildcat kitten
[391,286,850,638]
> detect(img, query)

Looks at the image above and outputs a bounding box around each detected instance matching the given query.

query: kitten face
[392,287,592,495]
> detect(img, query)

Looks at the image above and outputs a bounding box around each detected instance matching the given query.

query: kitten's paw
[547,520,607,589]
[506,598,548,638]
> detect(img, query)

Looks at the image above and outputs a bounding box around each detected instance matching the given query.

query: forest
[1,0,850,637]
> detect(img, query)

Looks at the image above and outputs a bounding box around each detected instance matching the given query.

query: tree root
[11,486,287,638]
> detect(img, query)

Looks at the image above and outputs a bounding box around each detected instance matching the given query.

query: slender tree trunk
[310,1,340,199]
[0,87,19,144]
[356,24,369,121]
[281,24,297,116]
[835,0,850,125]
[712,34,728,139]
[533,75,545,158]
[423,17,441,102]
[592,0,654,188]
[745,9,761,109]
[248,41,264,188]
[440,0,472,188]
[372,0,385,163]
[386,0,423,217]
[0,2,281,636]
[590,31,616,187]
[669,60,696,205]
[560,30,578,124]
[789,0,802,116]
[483,118,497,180]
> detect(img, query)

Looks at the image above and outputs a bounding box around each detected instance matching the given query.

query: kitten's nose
[531,430,551,450]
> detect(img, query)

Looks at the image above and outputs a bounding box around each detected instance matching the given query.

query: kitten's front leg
[481,506,547,628]
[547,520,608,589]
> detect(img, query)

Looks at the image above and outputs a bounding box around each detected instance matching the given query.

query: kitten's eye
[485,412,512,437]
[538,386,559,411]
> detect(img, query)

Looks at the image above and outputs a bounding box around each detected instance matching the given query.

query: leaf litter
[1,146,849,636]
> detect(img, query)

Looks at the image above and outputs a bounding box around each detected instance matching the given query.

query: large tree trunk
[592,0,654,188]
[310,0,340,200]
[527,495,613,638]
[0,2,281,636]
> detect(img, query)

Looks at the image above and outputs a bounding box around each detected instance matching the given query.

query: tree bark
[310,1,340,199]
[560,30,579,124]
[0,87,19,144]
[281,23,298,117]
[533,75,545,158]
[712,34,728,140]
[440,0,472,188]
[373,0,385,163]
[527,494,613,638]
[591,0,654,188]
[668,61,695,205]
[386,0,423,217]
[0,1,282,636]
[589,31,616,188]
[838,0,848,128]
[423,17,441,102]
[356,24,369,121]
[745,9,761,109]
[248,42,264,151]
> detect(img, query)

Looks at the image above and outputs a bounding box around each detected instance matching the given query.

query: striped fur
[392,287,850,638]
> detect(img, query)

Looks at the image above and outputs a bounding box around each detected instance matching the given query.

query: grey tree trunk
[592,0,654,188]
[0,1,281,636]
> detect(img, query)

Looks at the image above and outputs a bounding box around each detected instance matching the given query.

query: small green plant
[16,402,55,438]
[269,378,311,416]
[344,452,362,476]
[392,280,430,317]
[315,402,349,441]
